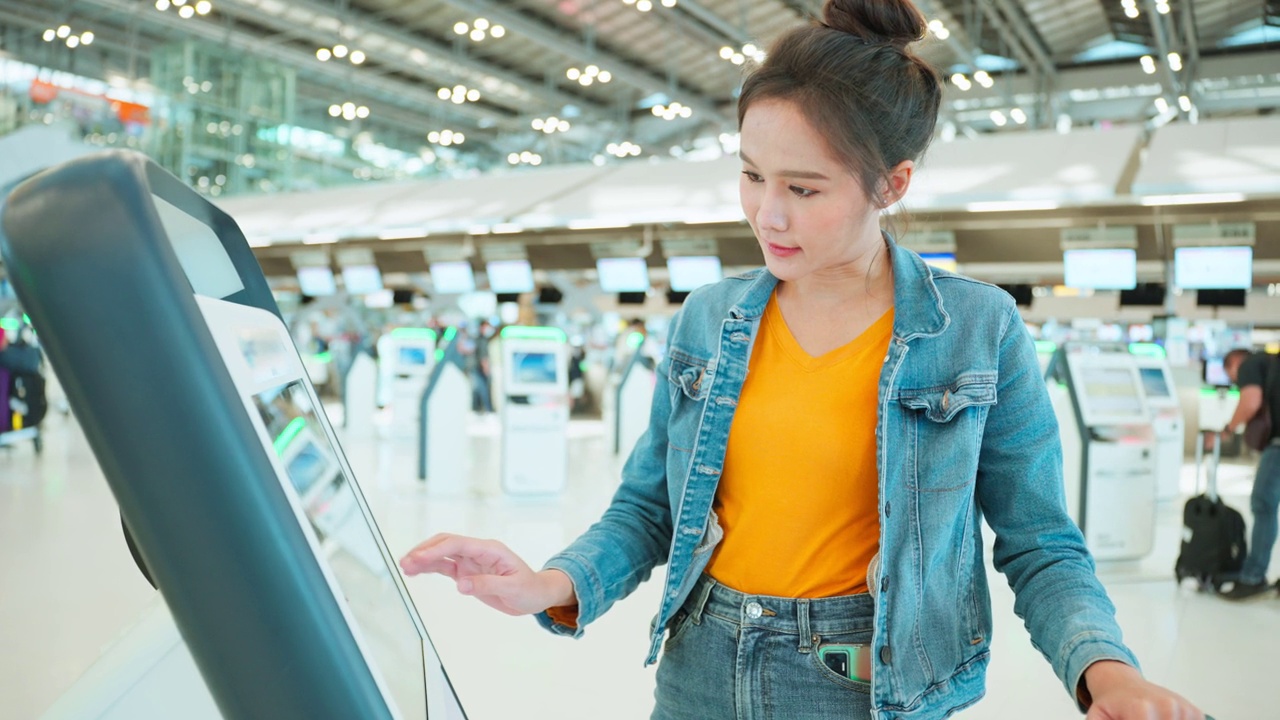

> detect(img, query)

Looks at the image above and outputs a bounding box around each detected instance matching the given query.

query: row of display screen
[296,256,724,297]
[920,247,1254,291]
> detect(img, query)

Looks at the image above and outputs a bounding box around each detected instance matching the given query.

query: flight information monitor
[429,261,476,294]
[342,265,384,295]
[1063,249,1137,290]
[596,257,650,292]
[1138,367,1172,400]
[486,259,535,293]
[666,256,722,291]
[298,266,337,296]
[1174,246,1252,289]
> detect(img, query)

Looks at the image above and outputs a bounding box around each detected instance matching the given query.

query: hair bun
[821,0,927,49]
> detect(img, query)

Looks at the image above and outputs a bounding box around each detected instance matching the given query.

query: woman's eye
[742,171,762,183]
[790,186,817,198]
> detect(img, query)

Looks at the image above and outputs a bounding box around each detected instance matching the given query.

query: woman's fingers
[400,534,501,575]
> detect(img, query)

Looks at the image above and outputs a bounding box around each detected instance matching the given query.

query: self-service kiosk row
[0,152,466,719]
[1047,342,1183,561]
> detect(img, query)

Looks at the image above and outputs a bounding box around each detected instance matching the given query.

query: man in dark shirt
[1221,348,1280,599]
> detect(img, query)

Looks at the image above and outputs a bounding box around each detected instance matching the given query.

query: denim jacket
[538,238,1139,719]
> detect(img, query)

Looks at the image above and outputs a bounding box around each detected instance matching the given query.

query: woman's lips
[767,243,800,258]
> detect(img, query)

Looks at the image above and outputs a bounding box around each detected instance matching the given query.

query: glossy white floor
[3,409,1278,720]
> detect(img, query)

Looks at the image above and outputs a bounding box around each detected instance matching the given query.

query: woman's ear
[879,160,915,207]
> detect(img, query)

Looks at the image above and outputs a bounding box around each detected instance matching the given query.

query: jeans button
[880,645,893,665]
[746,601,763,619]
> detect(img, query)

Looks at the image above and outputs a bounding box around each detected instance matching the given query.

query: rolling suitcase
[1175,431,1247,591]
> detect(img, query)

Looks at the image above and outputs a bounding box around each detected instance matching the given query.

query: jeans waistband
[683,574,875,651]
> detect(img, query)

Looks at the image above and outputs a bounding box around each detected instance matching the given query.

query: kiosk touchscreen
[0,152,464,719]
[1129,344,1184,501]
[500,326,570,494]
[376,327,437,433]
[1054,344,1158,561]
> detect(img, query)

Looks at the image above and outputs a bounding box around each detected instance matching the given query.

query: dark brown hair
[738,0,942,207]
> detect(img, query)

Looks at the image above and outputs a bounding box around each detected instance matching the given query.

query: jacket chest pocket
[666,349,711,454]
[896,373,997,492]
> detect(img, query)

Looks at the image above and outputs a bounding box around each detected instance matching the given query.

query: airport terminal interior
[2,0,1280,718]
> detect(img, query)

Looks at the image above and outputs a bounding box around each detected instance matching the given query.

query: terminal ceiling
[1,0,1277,172]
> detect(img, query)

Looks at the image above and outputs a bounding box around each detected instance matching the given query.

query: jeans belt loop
[797,600,813,653]
[689,574,716,625]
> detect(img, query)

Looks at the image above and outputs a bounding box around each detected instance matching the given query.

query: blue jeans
[652,574,874,720]
[1241,445,1280,583]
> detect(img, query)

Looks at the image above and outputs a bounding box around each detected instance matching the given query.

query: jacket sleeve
[534,313,682,638]
[974,303,1140,709]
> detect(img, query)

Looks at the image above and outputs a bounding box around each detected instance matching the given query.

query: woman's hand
[399,533,576,616]
[1083,661,1205,720]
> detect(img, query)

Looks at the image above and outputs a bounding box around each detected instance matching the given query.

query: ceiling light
[558,120,570,132]
[491,25,505,38]
[470,29,485,41]
[1167,52,1182,72]
[329,104,341,117]
[990,110,1007,126]
[1125,6,1140,19]
[66,36,80,48]
[428,131,440,143]
[42,29,55,42]
[356,106,369,119]
[455,133,465,144]
[437,88,450,99]
[598,71,612,83]
[731,53,745,65]
[567,67,581,80]
[317,48,332,61]
[660,0,675,7]
[951,73,972,91]
[466,89,480,102]
[195,0,212,15]
[935,28,951,40]
[1179,95,1192,111]
[1010,108,1027,124]
[1154,97,1169,113]
[1156,1,1171,14]
[333,44,348,58]
[57,25,70,38]
[532,118,544,130]
[974,70,993,88]
[178,5,195,18]
[1140,55,1156,74]
[454,22,469,35]
[580,76,594,86]
[720,46,734,60]
[350,50,365,64]
[80,31,95,45]
[508,153,520,164]
[637,0,653,11]
[743,43,757,55]
[155,0,170,9]
[474,18,489,31]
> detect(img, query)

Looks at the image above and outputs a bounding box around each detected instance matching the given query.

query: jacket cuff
[533,553,598,639]
[1062,632,1142,712]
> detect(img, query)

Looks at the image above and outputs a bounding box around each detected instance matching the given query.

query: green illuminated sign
[501,326,568,342]
[0,318,19,332]
[391,327,438,342]
[1200,388,1240,398]
[312,352,332,364]
[442,327,457,343]
[273,417,307,455]
[627,332,644,350]
[1128,343,1165,358]
[1034,341,1057,354]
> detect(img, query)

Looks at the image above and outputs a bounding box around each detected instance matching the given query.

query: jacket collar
[728,233,950,341]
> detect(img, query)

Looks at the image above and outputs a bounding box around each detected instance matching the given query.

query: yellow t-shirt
[706,293,892,598]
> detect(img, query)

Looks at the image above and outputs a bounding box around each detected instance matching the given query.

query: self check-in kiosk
[417,329,472,496]
[1050,343,1159,561]
[612,331,655,457]
[377,327,437,433]
[1128,343,1185,501]
[0,152,465,719]
[499,326,569,495]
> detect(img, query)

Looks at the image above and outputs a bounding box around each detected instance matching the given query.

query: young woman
[401,1,1205,717]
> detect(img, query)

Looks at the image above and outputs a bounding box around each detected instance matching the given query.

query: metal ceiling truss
[424,0,732,123]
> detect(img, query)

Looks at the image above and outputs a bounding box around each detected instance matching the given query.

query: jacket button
[884,501,891,518]
[880,646,892,665]
[882,576,889,592]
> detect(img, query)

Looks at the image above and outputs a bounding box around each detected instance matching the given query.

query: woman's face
[738,98,885,283]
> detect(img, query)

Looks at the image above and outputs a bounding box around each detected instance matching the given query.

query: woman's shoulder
[926,267,1018,315]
